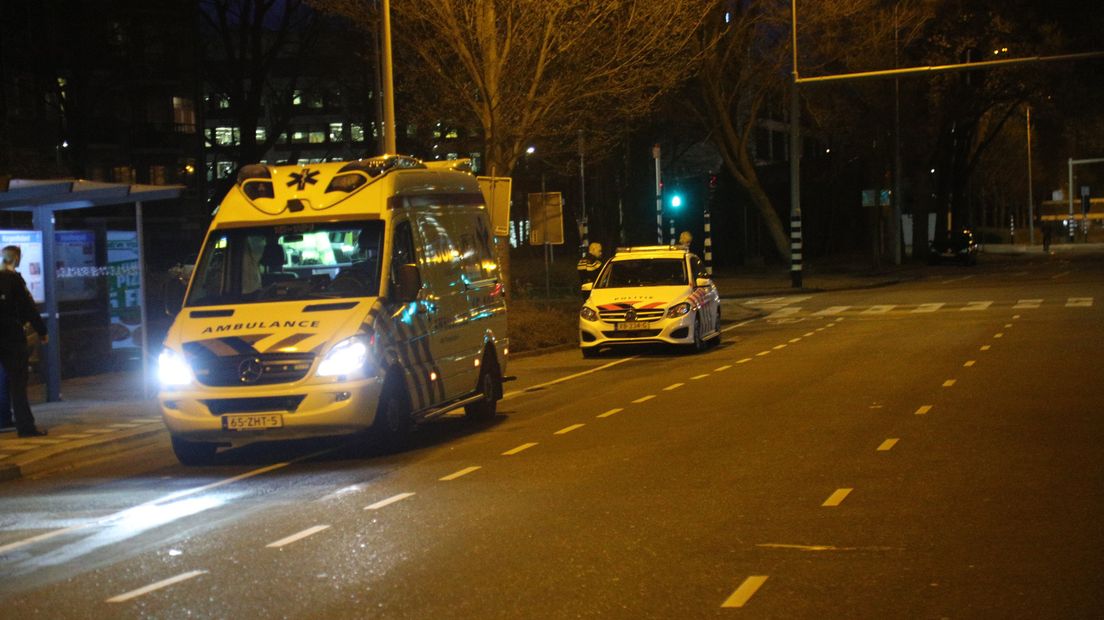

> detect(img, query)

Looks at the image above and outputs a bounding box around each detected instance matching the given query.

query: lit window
[217,161,234,179]
[172,97,195,133]
[292,130,308,143]
[292,90,303,106]
[445,129,459,139]
[214,127,239,146]
[329,122,343,142]
[350,124,365,142]
[309,131,325,144]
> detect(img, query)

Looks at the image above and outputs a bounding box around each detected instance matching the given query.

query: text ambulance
[159,155,507,464]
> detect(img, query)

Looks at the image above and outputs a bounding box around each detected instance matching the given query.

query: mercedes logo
[625,308,637,321]
[238,357,264,384]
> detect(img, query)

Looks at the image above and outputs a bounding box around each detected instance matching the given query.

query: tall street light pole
[789,0,804,288]
[381,0,397,154]
[1026,106,1035,245]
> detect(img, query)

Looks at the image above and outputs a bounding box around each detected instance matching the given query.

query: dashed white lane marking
[960,301,992,311]
[365,492,416,510]
[822,488,853,507]
[714,365,732,372]
[106,570,208,603]
[980,345,991,351]
[1013,314,1021,319]
[1067,297,1093,307]
[941,275,975,284]
[964,360,976,367]
[861,305,895,315]
[943,380,957,387]
[813,306,850,316]
[266,525,330,548]
[737,358,752,364]
[756,351,771,357]
[721,576,769,608]
[803,332,815,337]
[663,382,685,391]
[503,356,638,400]
[501,443,538,456]
[877,439,899,452]
[555,424,585,435]
[911,303,944,313]
[439,466,482,481]
[815,327,825,332]
[597,408,623,418]
[788,338,802,343]
[632,395,655,404]
[691,374,710,380]
[915,405,933,415]
[772,344,787,350]
[1014,299,1042,309]
[994,333,1004,339]
[1004,323,1013,328]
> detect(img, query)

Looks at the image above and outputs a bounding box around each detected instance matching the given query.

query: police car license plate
[221,414,283,431]
[616,321,649,331]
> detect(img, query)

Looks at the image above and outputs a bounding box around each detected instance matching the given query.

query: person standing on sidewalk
[0,245,48,436]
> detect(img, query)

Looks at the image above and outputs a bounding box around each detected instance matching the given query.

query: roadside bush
[507,298,579,353]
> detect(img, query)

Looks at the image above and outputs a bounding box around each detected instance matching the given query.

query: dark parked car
[929,228,979,265]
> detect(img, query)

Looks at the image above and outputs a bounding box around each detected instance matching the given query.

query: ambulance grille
[191,353,316,387]
[597,308,665,322]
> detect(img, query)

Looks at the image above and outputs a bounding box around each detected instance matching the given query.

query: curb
[0,422,165,482]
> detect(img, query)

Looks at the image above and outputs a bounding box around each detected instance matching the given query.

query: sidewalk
[0,372,163,482]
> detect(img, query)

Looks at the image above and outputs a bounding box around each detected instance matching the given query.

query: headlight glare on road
[318,336,371,377]
[158,349,193,387]
[666,302,691,318]
[580,306,598,322]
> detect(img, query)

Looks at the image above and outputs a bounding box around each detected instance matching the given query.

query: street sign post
[477,176,512,237]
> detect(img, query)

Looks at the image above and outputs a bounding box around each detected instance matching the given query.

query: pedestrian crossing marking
[861,305,895,315]
[1067,297,1093,307]
[813,306,850,316]
[766,307,801,319]
[1014,299,1043,309]
[960,301,992,311]
[912,303,944,313]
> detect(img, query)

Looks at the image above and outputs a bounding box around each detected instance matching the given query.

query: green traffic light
[671,195,682,208]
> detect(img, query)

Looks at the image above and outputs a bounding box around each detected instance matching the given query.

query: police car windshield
[596,258,688,288]
[186,221,384,306]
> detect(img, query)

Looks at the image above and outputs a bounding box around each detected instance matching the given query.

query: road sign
[528,192,564,245]
[477,176,512,237]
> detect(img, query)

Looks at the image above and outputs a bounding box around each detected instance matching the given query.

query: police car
[579,245,721,357]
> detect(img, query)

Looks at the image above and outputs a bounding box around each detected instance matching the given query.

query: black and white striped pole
[704,175,716,275]
[789,81,803,289]
[653,144,663,244]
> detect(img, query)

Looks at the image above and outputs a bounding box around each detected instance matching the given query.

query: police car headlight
[666,302,692,318]
[580,306,598,322]
[318,336,370,377]
[158,349,193,387]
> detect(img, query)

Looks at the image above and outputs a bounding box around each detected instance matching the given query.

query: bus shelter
[0,178,184,401]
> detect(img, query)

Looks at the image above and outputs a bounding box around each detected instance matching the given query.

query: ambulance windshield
[186,220,384,306]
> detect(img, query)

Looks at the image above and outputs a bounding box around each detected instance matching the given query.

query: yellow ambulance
[158,155,508,464]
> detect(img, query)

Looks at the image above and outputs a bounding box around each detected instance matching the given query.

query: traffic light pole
[653,145,663,244]
[789,1,803,289]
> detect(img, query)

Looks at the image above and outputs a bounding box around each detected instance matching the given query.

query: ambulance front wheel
[373,374,414,451]
[171,435,217,466]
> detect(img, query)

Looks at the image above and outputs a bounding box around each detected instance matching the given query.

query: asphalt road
[1,252,1102,618]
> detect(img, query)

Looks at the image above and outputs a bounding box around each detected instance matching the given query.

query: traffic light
[670,194,683,209]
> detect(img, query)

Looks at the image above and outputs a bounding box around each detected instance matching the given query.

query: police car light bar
[614,244,688,254]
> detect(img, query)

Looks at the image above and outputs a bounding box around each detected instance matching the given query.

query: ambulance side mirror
[694,277,712,289]
[392,263,422,302]
[163,277,187,316]
[581,282,593,292]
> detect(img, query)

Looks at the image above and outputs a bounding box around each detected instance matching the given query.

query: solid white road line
[597,408,623,418]
[365,492,417,510]
[502,356,639,400]
[554,424,585,435]
[877,439,899,452]
[632,395,655,404]
[721,576,769,608]
[822,488,853,507]
[915,405,933,415]
[439,466,482,481]
[266,525,330,548]
[106,570,208,603]
[721,319,757,333]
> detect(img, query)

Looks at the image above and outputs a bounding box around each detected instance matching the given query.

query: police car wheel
[171,436,217,466]
[465,367,499,421]
[691,312,707,352]
[374,377,413,450]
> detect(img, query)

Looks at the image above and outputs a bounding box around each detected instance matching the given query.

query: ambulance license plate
[616,321,649,331]
[222,414,283,431]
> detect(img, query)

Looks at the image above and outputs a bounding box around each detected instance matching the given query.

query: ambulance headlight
[666,302,692,318]
[318,336,371,377]
[158,349,193,387]
[580,306,598,322]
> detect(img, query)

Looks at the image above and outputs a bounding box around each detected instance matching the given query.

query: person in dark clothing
[577,242,603,288]
[0,250,49,436]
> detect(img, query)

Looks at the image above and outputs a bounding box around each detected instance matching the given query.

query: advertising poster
[55,230,98,302]
[107,231,142,352]
[0,229,45,303]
